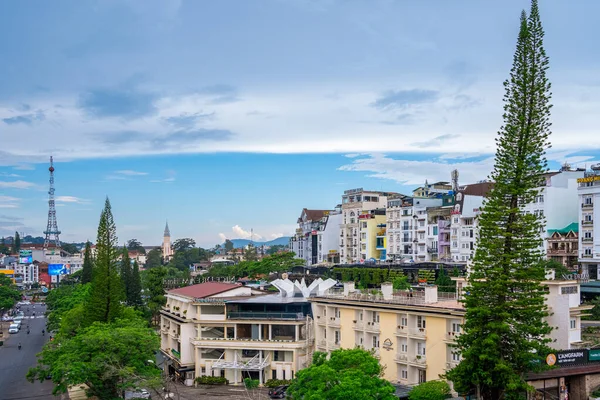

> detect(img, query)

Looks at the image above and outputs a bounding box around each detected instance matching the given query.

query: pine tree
[446,2,553,398]
[121,246,132,304]
[130,260,143,308]
[14,231,21,253]
[85,198,124,324]
[81,241,94,284]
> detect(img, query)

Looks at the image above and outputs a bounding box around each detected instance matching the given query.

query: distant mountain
[227,237,290,249]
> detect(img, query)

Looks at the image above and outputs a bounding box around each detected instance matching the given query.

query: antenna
[43,156,61,250]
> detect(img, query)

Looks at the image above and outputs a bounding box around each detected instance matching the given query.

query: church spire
[164,221,170,237]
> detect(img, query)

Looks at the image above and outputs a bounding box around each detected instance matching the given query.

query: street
[0,303,57,400]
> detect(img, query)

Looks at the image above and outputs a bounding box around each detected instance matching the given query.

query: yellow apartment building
[310,282,464,386]
[359,210,387,262]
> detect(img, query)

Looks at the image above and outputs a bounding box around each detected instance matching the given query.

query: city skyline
[1,0,600,246]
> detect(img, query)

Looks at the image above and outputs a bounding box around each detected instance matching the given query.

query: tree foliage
[121,246,133,304]
[446,2,553,398]
[287,348,396,400]
[408,380,451,400]
[224,239,234,252]
[45,283,91,333]
[145,248,162,269]
[142,266,167,325]
[85,198,124,325]
[544,258,571,278]
[13,231,21,253]
[28,316,160,399]
[81,241,93,284]
[172,238,196,252]
[207,252,304,279]
[0,273,20,312]
[126,238,145,254]
[130,260,143,308]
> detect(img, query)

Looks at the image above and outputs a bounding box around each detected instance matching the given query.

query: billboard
[19,250,33,264]
[48,264,70,276]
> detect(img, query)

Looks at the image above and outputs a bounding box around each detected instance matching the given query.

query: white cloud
[218,233,227,242]
[55,196,90,204]
[150,170,176,183]
[231,225,263,240]
[0,180,36,189]
[338,153,494,186]
[115,170,148,176]
[269,233,284,240]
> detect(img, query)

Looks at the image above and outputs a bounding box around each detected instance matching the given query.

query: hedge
[195,376,228,385]
[264,379,291,388]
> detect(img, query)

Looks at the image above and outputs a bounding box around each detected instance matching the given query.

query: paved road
[0,304,57,400]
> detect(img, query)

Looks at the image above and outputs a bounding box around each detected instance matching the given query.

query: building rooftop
[168,282,242,299]
[548,222,579,236]
[298,208,331,223]
[225,293,310,304]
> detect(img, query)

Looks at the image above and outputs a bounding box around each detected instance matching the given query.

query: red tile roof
[168,282,242,299]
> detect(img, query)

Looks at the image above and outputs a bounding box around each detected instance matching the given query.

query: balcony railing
[582,238,594,243]
[409,328,427,338]
[582,220,594,226]
[582,254,593,258]
[582,203,594,209]
[329,341,341,350]
[412,355,426,365]
[353,320,364,330]
[396,325,407,335]
[446,361,459,369]
[446,331,460,341]
[227,312,305,320]
[365,321,381,332]
[329,317,341,326]
[394,353,408,362]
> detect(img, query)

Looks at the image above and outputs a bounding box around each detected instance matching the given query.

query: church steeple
[164,221,170,237]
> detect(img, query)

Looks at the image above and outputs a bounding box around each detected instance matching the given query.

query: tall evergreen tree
[121,246,133,304]
[85,198,124,324]
[130,260,143,308]
[81,241,93,284]
[446,2,553,398]
[14,231,21,253]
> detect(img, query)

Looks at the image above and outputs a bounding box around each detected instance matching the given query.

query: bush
[244,378,259,389]
[264,379,291,388]
[408,380,451,400]
[195,376,228,385]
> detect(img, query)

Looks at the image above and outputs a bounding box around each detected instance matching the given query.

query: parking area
[155,385,272,400]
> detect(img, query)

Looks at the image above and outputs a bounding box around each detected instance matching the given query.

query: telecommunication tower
[43,156,62,250]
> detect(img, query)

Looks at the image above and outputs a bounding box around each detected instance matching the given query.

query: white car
[9,324,20,334]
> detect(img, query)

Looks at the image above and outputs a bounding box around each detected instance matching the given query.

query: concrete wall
[425,316,448,381]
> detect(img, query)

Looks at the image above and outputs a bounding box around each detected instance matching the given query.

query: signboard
[589,349,600,362]
[48,264,70,276]
[545,350,588,366]
[19,250,33,264]
[562,273,589,283]
[382,338,394,351]
[344,188,363,195]
[577,176,600,183]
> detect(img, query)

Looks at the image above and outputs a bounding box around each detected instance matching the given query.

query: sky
[1,0,600,247]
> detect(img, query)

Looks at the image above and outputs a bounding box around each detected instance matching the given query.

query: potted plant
[183,310,188,315]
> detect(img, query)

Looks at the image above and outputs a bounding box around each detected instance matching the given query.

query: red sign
[311,230,318,235]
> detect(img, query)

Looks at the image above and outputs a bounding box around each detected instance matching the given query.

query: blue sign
[41,286,48,293]
[48,264,70,276]
[19,250,33,264]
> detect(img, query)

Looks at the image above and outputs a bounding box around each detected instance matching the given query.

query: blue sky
[1,0,600,246]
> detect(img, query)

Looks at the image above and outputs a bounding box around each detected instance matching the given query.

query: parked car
[9,324,20,334]
[124,389,150,399]
[268,385,288,399]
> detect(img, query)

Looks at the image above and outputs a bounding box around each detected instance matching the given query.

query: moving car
[268,385,288,399]
[9,324,20,334]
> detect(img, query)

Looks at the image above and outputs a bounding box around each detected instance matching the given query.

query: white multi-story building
[522,168,585,254]
[160,278,335,385]
[340,189,399,263]
[14,263,38,285]
[289,208,340,265]
[578,167,600,279]
[386,197,442,262]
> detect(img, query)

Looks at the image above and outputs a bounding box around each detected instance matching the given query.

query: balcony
[396,325,407,335]
[329,317,341,327]
[582,238,594,243]
[427,247,438,254]
[394,353,408,363]
[582,203,594,209]
[329,341,341,350]
[317,339,327,348]
[227,312,305,320]
[412,355,426,365]
[417,225,426,232]
[446,331,459,341]
[171,349,181,359]
[446,361,459,370]
[582,254,594,259]
[582,220,594,226]
[408,328,427,338]
[353,320,364,330]
[365,321,381,332]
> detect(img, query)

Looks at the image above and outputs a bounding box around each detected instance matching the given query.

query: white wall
[319,213,342,263]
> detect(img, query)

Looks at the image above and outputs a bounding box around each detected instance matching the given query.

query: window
[570,319,576,329]
[585,248,593,255]
[417,316,426,329]
[536,195,544,203]
[401,369,408,379]
[585,231,593,239]
[417,342,426,356]
[401,343,408,352]
[372,312,380,323]
[452,352,461,362]
[561,286,578,295]
[585,197,593,205]
[585,214,593,222]
[418,369,426,383]
[334,330,341,344]
[433,226,438,235]
[451,322,461,333]
[372,335,379,348]
[401,317,408,326]
[452,241,458,248]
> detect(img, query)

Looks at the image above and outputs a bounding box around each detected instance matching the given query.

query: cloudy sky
[1,0,599,247]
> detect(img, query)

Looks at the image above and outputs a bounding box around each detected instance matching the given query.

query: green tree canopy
[446,2,554,398]
[85,197,124,325]
[145,248,162,269]
[0,273,20,313]
[172,238,196,252]
[28,315,160,399]
[13,231,21,253]
[142,266,167,325]
[126,238,145,254]
[81,241,93,284]
[45,283,91,333]
[130,260,143,308]
[408,380,451,400]
[224,239,234,252]
[287,348,396,400]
